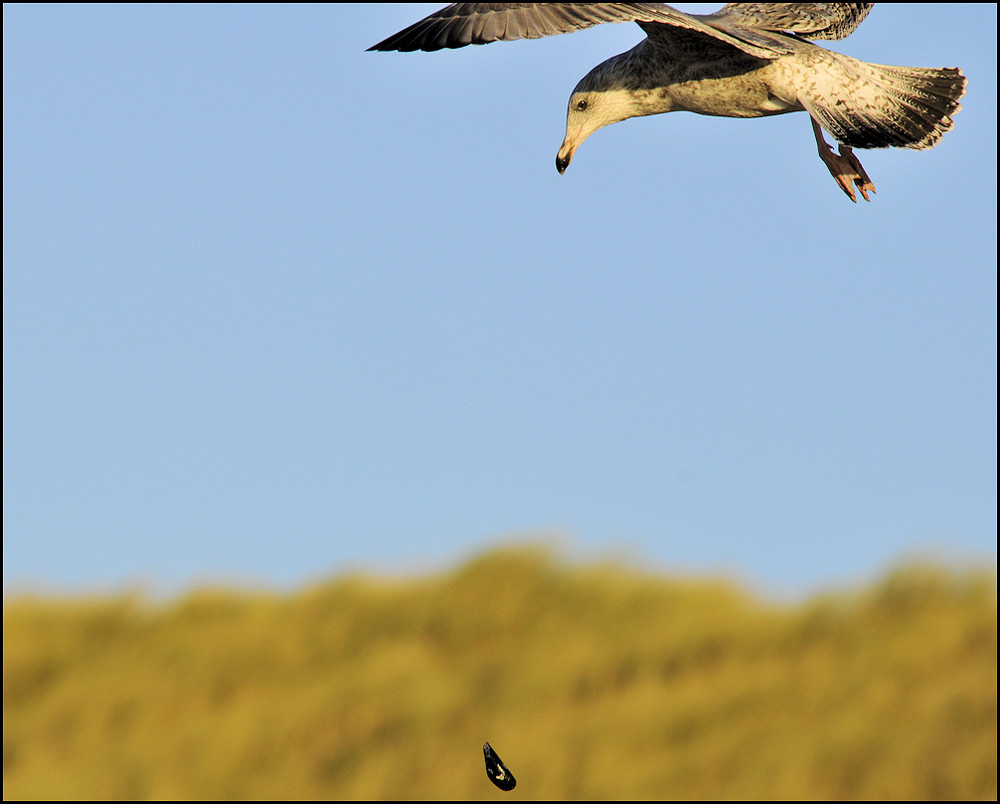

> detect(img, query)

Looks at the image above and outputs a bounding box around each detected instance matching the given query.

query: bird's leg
[811,118,875,203]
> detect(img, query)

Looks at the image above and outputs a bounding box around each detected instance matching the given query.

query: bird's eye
[576,99,588,111]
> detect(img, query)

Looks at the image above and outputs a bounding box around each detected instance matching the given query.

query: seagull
[368,3,966,202]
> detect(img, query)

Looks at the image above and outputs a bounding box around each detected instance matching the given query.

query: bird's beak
[555,138,576,174]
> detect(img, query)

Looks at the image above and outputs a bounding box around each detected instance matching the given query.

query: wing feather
[368,3,794,59]
[710,3,874,41]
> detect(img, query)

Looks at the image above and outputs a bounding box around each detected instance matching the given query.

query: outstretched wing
[709,3,874,41]
[368,3,796,60]
[368,3,645,51]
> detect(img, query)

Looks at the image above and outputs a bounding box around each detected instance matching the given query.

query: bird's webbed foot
[811,119,876,203]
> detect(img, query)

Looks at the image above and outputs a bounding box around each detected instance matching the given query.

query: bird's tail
[803,56,967,150]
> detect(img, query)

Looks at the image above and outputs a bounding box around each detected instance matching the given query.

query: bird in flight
[369,3,966,202]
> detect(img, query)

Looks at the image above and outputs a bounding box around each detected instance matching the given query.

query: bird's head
[556,57,644,174]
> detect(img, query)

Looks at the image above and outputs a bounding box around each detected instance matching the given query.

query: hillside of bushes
[4,547,996,799]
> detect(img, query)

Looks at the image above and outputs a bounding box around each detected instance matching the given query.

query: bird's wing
[368,3,796,59]
[708,3,874,41]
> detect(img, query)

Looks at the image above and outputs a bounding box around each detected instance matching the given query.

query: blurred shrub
[3,546,996,799]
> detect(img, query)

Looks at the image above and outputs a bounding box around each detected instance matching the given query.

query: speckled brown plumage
[369,4,966,202]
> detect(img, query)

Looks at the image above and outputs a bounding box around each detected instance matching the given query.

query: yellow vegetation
[3,546,996,800]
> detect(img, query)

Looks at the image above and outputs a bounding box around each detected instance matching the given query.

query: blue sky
[4,4,996,596]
